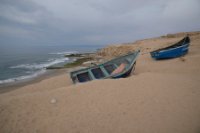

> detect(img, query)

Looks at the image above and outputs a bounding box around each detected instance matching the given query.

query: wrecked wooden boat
[150,36,190,59]
[70,50,140,83]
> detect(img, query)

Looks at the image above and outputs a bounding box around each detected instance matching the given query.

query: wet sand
[0,69,70,94]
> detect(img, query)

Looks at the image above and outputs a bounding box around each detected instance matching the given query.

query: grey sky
[0,0,200,46]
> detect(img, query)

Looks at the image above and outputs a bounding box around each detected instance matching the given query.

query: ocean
[0,45,104,85]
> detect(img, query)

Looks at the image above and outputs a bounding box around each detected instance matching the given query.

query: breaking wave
[49,51,78,55]
[0,70,46,85]
[10,58,69,70]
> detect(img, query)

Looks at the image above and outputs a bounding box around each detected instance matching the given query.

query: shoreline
[0,52,94,94]
[0,69,68,94]
[0,48,98,93]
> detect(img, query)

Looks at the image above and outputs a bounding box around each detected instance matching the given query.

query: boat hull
[151,44,189,59]
[150,36,190,60]
[70,50,140,84]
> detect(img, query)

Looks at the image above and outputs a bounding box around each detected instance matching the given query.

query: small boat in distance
[70,50,140,84]
[150,36,190,60]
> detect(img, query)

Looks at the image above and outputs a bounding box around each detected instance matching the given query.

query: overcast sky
[0,0,200,46]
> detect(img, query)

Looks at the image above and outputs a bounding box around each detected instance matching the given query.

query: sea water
[0,44,103,85]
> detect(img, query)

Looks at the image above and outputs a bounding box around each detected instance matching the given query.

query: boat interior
[73,55,135,83]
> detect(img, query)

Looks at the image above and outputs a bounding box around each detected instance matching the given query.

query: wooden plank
[100,65,109,77]
[88,70,96,80]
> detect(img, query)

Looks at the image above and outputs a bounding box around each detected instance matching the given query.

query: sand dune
[0,32,200,133]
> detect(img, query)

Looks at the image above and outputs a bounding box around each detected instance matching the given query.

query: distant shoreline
[0,52,98,93]
[0,44,103,90]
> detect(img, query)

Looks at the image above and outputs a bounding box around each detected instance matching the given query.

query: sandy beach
[0,32,200,133]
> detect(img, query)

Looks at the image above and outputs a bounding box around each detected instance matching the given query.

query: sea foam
[0,70,46,85]
[10,58,69,70]
[49,51,78,55]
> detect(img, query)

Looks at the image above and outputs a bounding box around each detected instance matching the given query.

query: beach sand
[0,32,200,133]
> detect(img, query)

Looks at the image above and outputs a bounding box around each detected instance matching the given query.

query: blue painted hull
[151,44,189,59]
[150,37,190,60]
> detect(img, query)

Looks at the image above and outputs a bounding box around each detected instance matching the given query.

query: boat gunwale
[70,50,139,75]
[70,50,140,83]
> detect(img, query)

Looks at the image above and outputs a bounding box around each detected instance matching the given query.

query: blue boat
[150,36,190,59]
[70,50,140,84]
